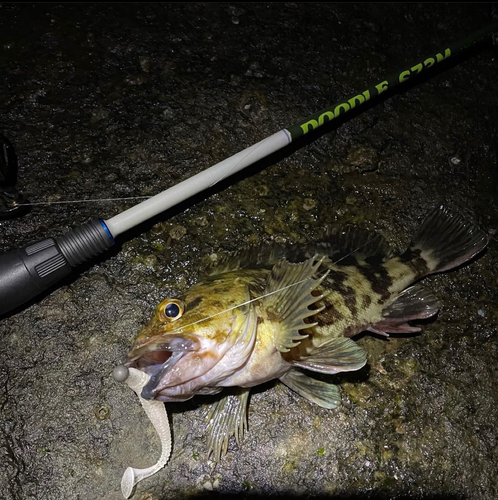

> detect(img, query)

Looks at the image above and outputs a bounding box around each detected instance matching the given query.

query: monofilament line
[17,195,153,206]
[169,234,380,334]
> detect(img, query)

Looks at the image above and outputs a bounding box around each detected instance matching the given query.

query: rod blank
[105,130,291,237]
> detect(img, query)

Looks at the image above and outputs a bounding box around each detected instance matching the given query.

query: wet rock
[0,4,497,500]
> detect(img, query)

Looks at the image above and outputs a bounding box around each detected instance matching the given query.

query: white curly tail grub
[119,367,172,499]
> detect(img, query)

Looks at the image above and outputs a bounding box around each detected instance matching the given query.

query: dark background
[1,4,497,500]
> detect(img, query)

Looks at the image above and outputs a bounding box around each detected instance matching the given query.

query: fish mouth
[127,336,198,400]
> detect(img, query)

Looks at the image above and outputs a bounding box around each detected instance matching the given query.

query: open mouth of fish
[127,337,198,400]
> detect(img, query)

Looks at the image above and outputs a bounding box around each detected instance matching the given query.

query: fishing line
[16,196,153,206]
[16,137,270,207]
[172,276,316,334]
[167,234,380,335]
[16,132,283,208]
[2,22,496,316]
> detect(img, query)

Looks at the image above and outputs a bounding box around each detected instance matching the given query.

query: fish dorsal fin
[206,244,288,275]
[280,369,341,409]
[316,226,393,264]
[262,256,329,352]
[291,337,367,374]
[206,226,392,276]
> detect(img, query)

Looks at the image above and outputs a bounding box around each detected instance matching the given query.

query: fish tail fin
[404,206,488,275]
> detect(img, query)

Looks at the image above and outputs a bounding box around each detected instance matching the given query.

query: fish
[127,206,488,460]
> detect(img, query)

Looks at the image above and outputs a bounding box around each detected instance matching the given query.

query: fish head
[127,274,259,402]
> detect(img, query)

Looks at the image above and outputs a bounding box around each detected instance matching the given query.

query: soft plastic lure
[113,366,172,499]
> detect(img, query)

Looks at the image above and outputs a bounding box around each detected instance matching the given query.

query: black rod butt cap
[0,219,114,316]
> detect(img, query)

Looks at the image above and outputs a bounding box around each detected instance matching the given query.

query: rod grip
[0,219,114,315]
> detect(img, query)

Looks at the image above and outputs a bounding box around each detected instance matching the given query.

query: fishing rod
[0,22,497,317]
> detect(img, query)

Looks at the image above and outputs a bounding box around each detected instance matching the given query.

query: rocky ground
[1,4,497,500]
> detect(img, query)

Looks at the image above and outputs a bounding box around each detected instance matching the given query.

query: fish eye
[157,299,185,322]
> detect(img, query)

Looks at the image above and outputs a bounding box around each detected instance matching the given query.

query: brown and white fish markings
[127,206,488,460]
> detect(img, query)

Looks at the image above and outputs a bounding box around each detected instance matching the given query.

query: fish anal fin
[263,257,328,352]
[368,322,420,335]
[206,388,250,462]
[291,337,367,374]
[280,369,341,409]
[366,326,390,337]
[370,283,439,334]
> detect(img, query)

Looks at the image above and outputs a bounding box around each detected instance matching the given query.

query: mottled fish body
[128,206,488,459]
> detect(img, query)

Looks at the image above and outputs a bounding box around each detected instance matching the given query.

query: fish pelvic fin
[206,388,251,462]
[280,369,341,409]
[291,337,367,375]
[403,205,488,275]
[263,256,329,353]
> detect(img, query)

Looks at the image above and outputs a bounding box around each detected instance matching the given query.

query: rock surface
[1,4,497,500]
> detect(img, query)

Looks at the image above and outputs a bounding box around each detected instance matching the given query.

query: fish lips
[127,336,198,400]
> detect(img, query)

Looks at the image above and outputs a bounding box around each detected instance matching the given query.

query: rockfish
[127,206,488,459]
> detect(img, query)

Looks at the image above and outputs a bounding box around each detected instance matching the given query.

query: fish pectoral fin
[205,388,250,462]
[263,257,329,353]
[370,283,440,334]
[291,337,367,374]
[280,369,341,409]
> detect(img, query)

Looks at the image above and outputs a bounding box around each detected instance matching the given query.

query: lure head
[127,273,259,401]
